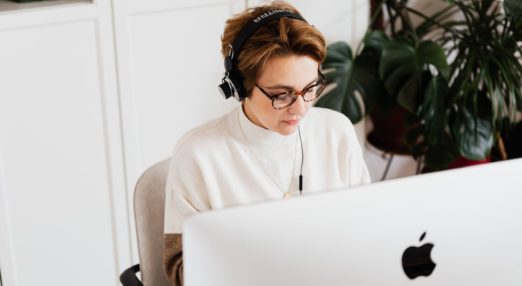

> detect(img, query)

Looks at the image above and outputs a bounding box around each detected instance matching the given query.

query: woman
[163,1,371,285]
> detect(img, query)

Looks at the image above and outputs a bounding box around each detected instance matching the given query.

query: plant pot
[447,156,491,169]
[367,105,412,155]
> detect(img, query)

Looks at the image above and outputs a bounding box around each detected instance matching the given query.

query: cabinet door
[0,2,125,285]
[112,0,245,258]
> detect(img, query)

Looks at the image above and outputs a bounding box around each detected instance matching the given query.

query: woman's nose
[288,95,307,116]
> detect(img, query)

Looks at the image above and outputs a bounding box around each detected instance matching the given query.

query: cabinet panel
[112,1,245,259]
[0,20,117,286]
[129,4,239,163]
[114,0,244,196]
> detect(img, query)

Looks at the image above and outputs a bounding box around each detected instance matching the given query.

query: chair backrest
[134,158,171,286]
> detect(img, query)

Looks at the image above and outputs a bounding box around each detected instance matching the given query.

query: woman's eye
[275,93,292,101]
[305,84,319,93]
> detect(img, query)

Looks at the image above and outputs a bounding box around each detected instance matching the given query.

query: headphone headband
[229,10,306,63]
[219,9,308,101]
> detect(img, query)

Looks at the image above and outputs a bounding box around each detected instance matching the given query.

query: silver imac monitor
[183,158,522,286]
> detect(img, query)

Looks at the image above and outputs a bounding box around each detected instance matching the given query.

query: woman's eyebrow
[264,77,319,90]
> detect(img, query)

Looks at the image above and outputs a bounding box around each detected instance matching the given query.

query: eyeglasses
[255,72,327,110]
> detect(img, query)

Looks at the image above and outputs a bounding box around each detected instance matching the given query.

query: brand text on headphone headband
[253,9,292,23]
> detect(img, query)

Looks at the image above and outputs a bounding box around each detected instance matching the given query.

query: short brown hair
[221,1,326,97]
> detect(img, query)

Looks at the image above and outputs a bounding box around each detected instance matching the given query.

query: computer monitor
[183,158,522,286]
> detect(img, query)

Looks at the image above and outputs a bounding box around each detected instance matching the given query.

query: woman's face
[243,55,320,136]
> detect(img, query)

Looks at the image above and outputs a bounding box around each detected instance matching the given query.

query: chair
[120,158,172,286]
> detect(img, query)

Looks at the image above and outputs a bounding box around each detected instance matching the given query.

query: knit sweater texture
[164,106,371,234]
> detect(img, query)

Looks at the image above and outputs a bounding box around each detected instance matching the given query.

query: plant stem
[405,6,463,40]
[496,132,508,160]
[370,0,384,30]
[355,0,386,55]
[387,2,397,37]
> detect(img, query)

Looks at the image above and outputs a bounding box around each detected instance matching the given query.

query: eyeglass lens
[272,82,326,109]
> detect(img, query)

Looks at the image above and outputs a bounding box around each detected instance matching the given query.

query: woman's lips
[282,119,299,125]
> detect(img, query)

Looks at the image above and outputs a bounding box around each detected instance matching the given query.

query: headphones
[218,9,307,101]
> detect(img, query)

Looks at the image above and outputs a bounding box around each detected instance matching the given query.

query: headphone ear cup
[218,67,246,101]
[228,70,246,101]
[219,76,235,99]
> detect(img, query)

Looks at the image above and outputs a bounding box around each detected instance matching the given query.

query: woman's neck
[242,101,266,130]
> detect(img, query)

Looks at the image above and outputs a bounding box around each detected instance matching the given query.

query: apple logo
[402,231,437,279]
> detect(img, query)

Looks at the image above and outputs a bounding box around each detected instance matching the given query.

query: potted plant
[316,0,522,171]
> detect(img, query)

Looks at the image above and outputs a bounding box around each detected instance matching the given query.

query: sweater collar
[235,105,298,153]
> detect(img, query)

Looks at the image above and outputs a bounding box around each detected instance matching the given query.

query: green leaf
[396,72,423,114]
[362,30,388,51]
[379,39,449,113]
[452,108,494,160]
[379,39,417,112]
[315,42,359,121]
[504,0,522,19]
[417,41,450,79]
[316,37,387,123]
[423,132,458,171]
[379,38,414,80]
[419,75,448,145]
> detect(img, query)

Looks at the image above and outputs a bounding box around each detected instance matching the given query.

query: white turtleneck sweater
[164,106,370,234]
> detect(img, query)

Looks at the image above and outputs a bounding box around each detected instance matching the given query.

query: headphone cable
[298,125,304,194]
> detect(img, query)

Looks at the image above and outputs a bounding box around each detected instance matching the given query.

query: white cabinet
[0,0,247,284]
[0,0,366,285]
[111,0,245,262]
[0,1,126,285]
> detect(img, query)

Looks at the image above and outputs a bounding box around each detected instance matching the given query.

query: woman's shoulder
[173,109,237,158]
